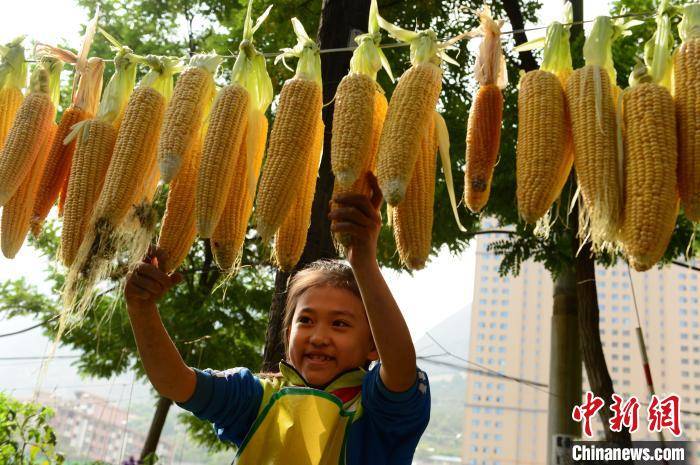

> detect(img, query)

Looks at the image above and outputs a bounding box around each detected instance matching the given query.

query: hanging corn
[515,3,573,225]
[0,37,27,151]
[620,1,679,271]
[255,17,323,242]
[675,4,700,221]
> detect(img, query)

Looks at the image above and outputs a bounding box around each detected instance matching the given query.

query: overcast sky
[0,0,615,397]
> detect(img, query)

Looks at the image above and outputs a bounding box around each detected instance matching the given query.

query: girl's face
[287,285,378,387]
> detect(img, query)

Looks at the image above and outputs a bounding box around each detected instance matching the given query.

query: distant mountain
[414,305,471,378]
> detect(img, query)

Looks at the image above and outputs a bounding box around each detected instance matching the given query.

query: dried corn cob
[158,136,202,273]
[31,57,104,235]
[195,84,250,238]
[621,6,679,271]
[158,53,221,183]
[392,112,437,270]
[60,120,117,266]
[0,56,62,206]
[1,123,56,258]
[0,37,27,150]
[375,8,456,206]
[675,4,700,221]
[516,15,574,224]
[212,111,268,271]
[255,18,323,241]
[275,117,324,272]
[464,7,507,213]
[334,89,387,249]
[566,16,628,248]
[59,47,138,267]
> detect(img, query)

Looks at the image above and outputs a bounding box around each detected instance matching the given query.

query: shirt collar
[279,360,366,392]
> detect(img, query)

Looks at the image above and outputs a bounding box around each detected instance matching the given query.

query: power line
[0,314,59,338]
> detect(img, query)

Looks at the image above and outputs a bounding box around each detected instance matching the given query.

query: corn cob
[517,71,571,223]
[158,54,220,183]
[158,136,203,273]
[195,84,250,238]
[275,117,324,272]
[60,120,117,266]
[57,169,70,217]
[0,37,27,150]
[255,75,322,241]
[1,123,56,258]
[91,86,165,230]
[0,57,62,206]
[31,57,104,235]
[621,83,678,271]
[333,90,387,249]
[464,7,506,213]
[675,4,700,221]
[211,112,268,271]
[392,113,437,270]
[331,73,377,187]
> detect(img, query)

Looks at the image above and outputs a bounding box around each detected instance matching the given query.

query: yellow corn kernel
[377,62,442,206]
[464,84,504,213]
[255,77,322,241]
[275,117,324,272]
[158,67,215,183]
[0,93,56,206]
[516,70,572,224]
[675,38,700,221]
[566,65,621,247]
[1,123,56,258]
[392,115,437,270]
[331,73,376,187]
[196,84,250,238]
[621,83,679,271]
[31,106,89,235]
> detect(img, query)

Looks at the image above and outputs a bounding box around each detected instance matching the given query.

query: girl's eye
[298,316,312,324]
[334,320,350,327]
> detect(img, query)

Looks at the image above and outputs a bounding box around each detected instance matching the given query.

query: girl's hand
[329,172,383,267]
[125,247,183,309]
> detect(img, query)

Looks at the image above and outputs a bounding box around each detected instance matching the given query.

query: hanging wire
[20,8,663,64]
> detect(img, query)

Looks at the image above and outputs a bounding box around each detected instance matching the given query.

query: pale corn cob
[211,111,268,271]
[275,117,324,272]
[1,123,56,258]
[516,70,572,223]
[255,77,322,240]
[158,64,216,183]
[31,107,88,235]
[60,120,117,266]
[158,136,203,273]
[675,38,700,220]
[93,86,165,228]
[196,84,250,238]
[621,83,678,271]
[334,90,387,249]
[0,92,56,205]
[464,84,504,212]
[566,65,621,246]
[376,62,442,206]
[392,114,437,270]
[331,73,376,187]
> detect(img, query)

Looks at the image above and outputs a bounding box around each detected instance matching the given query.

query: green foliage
[0,392,64,465]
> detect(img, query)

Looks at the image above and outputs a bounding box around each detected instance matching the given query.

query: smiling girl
[124,173,430,464]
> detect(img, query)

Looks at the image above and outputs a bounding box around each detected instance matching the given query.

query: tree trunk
[139,396,172,462]
[500,0,539,71]
[547,268,581,463]
[575,241,632,448]
[261,0,371,372]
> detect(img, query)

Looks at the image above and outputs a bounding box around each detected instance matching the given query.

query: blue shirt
[177,362,430,464]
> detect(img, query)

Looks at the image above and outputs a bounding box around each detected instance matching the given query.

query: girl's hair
[280,259,374,370]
